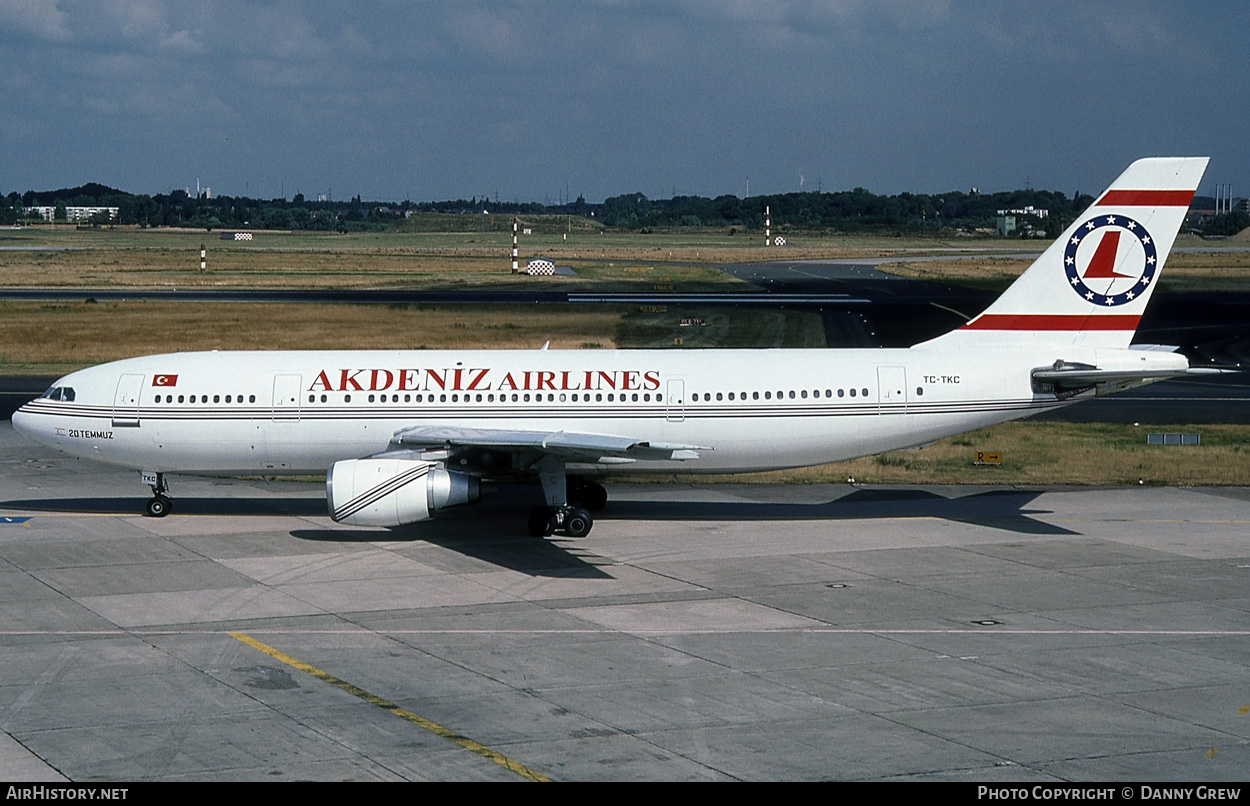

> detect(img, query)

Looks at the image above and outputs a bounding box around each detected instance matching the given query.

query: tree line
[1,181,1225,237]
[594,188,1084,236]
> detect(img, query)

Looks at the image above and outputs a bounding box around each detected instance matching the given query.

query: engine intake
[327,458,480,527]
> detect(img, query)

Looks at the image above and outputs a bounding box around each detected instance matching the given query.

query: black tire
[563,507,593,538]
[145,496,171,518]
[528,507,556,537]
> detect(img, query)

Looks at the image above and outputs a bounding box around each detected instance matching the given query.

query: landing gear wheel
[528,507,556,537]
[145,495,172,518]
[563,507,593,538]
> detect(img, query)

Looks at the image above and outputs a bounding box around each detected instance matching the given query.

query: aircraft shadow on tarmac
[0,487,1077,577]
[600,487,1080,537]
[300,528,618,578]
[0,493,619,578]
[0,486,1077,536]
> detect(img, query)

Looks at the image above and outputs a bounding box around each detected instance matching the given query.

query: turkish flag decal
[152,374,179,387]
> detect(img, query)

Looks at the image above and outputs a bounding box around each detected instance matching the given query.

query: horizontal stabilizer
[1031,359,1234,394]
[1032,366,1195,389]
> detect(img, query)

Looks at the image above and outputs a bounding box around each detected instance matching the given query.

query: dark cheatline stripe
[21,397,1063,427]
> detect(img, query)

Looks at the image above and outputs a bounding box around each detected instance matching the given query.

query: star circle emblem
[1063,215,1158,307]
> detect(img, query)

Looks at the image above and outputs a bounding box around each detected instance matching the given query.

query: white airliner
[12,158,1212,537]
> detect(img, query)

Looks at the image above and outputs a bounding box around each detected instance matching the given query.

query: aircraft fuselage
[14,343,1167,476]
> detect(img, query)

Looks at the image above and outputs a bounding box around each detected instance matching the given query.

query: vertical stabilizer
[921,157,1208,350]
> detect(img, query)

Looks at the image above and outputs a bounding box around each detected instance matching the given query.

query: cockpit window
[38,386,75,402]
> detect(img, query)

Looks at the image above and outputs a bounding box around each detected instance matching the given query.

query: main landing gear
[528,505,594,538]
[143,471,172,518]
[527,462,607,538]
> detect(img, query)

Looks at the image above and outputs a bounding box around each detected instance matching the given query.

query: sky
[1,1,1247,204]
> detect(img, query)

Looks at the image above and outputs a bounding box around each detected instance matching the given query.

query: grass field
[4,225,1248,292]
[0,300,832,374]
[0,301,624,374]
[875,237,1250,292]
[672,421,1250,487]
[0,231,739,290]
[0,225,1045,290]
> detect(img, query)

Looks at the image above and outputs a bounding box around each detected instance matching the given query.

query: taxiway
[0,423,1247,781]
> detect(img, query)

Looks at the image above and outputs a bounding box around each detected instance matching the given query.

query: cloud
[0,1,1244,200]
[0,0,72,42]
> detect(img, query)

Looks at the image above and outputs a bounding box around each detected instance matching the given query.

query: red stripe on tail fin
[961,314,1141,331]
[1096,190,1195,207]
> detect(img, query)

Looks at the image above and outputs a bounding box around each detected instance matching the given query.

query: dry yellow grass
[876,250,1250,292]
[1155,252,1250,293]
[5,228,1248,291]
[0,246,740,289]
[670,421,1250,487]
[0,301,622,373]
[876,257,1031,286]
[0,227,1038,289]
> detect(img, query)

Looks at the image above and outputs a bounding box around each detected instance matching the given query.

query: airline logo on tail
[919,157,1208,350]
[1064,215,1157,307]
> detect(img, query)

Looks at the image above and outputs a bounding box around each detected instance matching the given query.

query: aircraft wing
[388,425,707,463]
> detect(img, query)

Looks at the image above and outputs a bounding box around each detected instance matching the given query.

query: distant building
[67,206,119,222]
[996,205,1049,218]
[996,215,1016,236]
[22,206,118,222]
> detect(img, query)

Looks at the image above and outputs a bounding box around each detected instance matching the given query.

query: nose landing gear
[142,471,173,518]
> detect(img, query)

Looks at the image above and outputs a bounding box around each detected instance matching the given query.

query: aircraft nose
[10,407,40,442]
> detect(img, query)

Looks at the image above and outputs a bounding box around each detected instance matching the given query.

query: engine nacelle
[327,458,480,527]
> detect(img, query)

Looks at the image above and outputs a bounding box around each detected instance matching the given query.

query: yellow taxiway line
[229,631,551,782]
